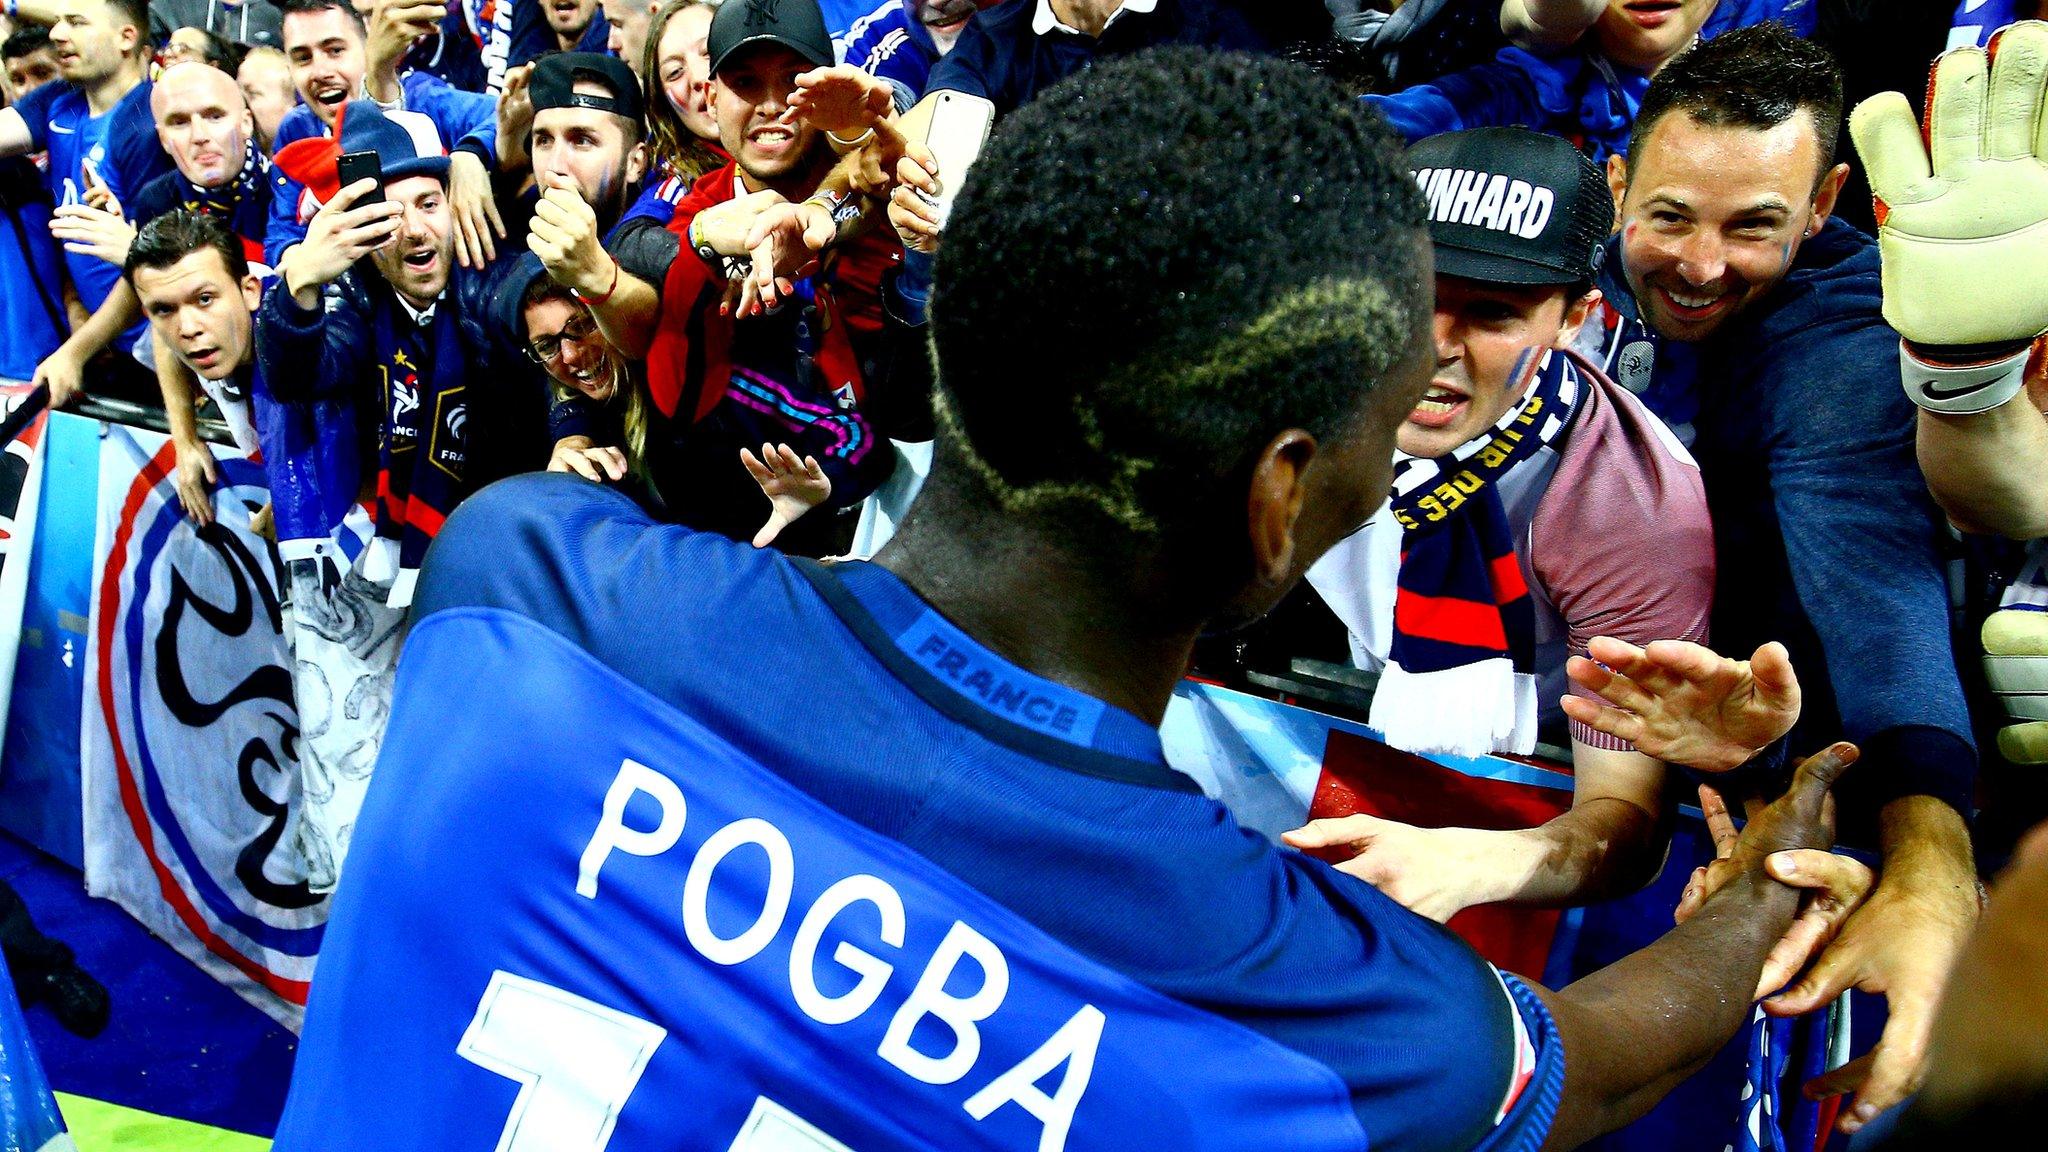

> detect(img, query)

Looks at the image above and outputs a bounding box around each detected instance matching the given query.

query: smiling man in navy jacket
[1574,23,1980,1136]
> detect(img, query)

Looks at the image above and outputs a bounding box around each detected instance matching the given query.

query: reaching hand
[888,144,943,254]
[497,63,535,171]
[529,172,613,297]
[1281,814,1499,922]
[1563,637,1801,772]
[1850,20,2048,349]
[1767,852,1980,1133]
[368,0,444,94]
[742,442,830,548]
[49,199,137,267]
[547,435,628,483]
[172,437,218,525]
[284,178,403,302]
[447,151,503,269]
[737,199,833,316]
[788,65,895,139]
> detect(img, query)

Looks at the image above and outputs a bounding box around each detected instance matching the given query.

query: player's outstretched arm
[1851,20,2048,540]
[1530,743,1855,1149]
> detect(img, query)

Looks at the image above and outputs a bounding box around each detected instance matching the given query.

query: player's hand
[888,144,943,254]
[1682,742,1854,900]
[1850,20,2048,348]
[1563,637,1801,772]
[742,442,830,548]
[31,344,86,409]
[1672,780,1875,998]
[1281,814,1499,922]
[249,501,275,540]
[49,199,138,267]
[447,150,503,269]
[788,64,895,139]
[172,436,218,525]
[547,435,628,483]
[1983,609,2048,765]
[529,172,613,296]
[284,178,403,300]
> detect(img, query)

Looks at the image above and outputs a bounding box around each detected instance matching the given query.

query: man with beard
[1572,23,1979,1136]
[839,0,1002,109]
[261,98,528,608]
[540,0,607,52]
[489,53,662,378]
[0,0,172,404]
[258,99,533,888]
[267,0,501,271]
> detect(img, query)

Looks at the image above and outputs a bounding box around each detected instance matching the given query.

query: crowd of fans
[2,0,2046,1145]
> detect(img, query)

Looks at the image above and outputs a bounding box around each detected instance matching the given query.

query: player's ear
[1244,429,1316,588]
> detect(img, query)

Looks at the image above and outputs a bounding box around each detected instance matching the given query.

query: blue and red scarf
[1370,349,1581,757]
[370,297,469,607]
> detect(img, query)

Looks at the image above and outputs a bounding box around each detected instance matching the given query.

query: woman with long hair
[641,0,726,188]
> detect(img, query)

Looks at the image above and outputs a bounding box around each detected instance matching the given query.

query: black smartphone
[336,151,384,207]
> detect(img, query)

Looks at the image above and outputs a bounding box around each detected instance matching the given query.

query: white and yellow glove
[1850,21,2048,414]
[1985,608,2048,764]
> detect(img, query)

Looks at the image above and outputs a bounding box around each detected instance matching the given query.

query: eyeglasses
[525,314,602,364]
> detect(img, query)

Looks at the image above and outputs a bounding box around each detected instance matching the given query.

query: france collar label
[897,609,1106,747]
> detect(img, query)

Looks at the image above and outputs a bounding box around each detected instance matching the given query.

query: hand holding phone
[921,91,995,229]
[336,151,386,209]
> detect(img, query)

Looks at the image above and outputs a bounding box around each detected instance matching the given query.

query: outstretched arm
[1535,744,1854,1148]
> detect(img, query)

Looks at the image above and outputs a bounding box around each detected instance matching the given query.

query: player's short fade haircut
[1629,22,1844,179]
[1,22,50,60]
[930,47,1429,547]
[124,209,249,288]
[271,0,367,36]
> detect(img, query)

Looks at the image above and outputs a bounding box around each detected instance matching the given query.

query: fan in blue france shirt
[11,75,170,348]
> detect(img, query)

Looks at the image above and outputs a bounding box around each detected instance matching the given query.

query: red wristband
[574,259,622,307]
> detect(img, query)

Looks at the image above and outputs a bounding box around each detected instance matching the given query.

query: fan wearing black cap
[1286,127,1718,926]
[492,52,665,359]
[260,99,542,611]
[612,0,899,550]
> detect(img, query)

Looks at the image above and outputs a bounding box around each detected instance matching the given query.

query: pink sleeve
[1533,358,1716,752]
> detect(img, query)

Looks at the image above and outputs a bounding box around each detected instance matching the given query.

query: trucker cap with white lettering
[1406,127,1613,285]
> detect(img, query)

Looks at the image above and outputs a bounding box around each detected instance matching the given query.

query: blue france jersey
[14,79,168,346]
[279,475,1563,1152]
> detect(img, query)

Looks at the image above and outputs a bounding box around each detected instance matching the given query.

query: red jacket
[646,164,903,423]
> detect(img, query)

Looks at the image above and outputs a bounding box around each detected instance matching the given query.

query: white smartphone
[922,90,996,229]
